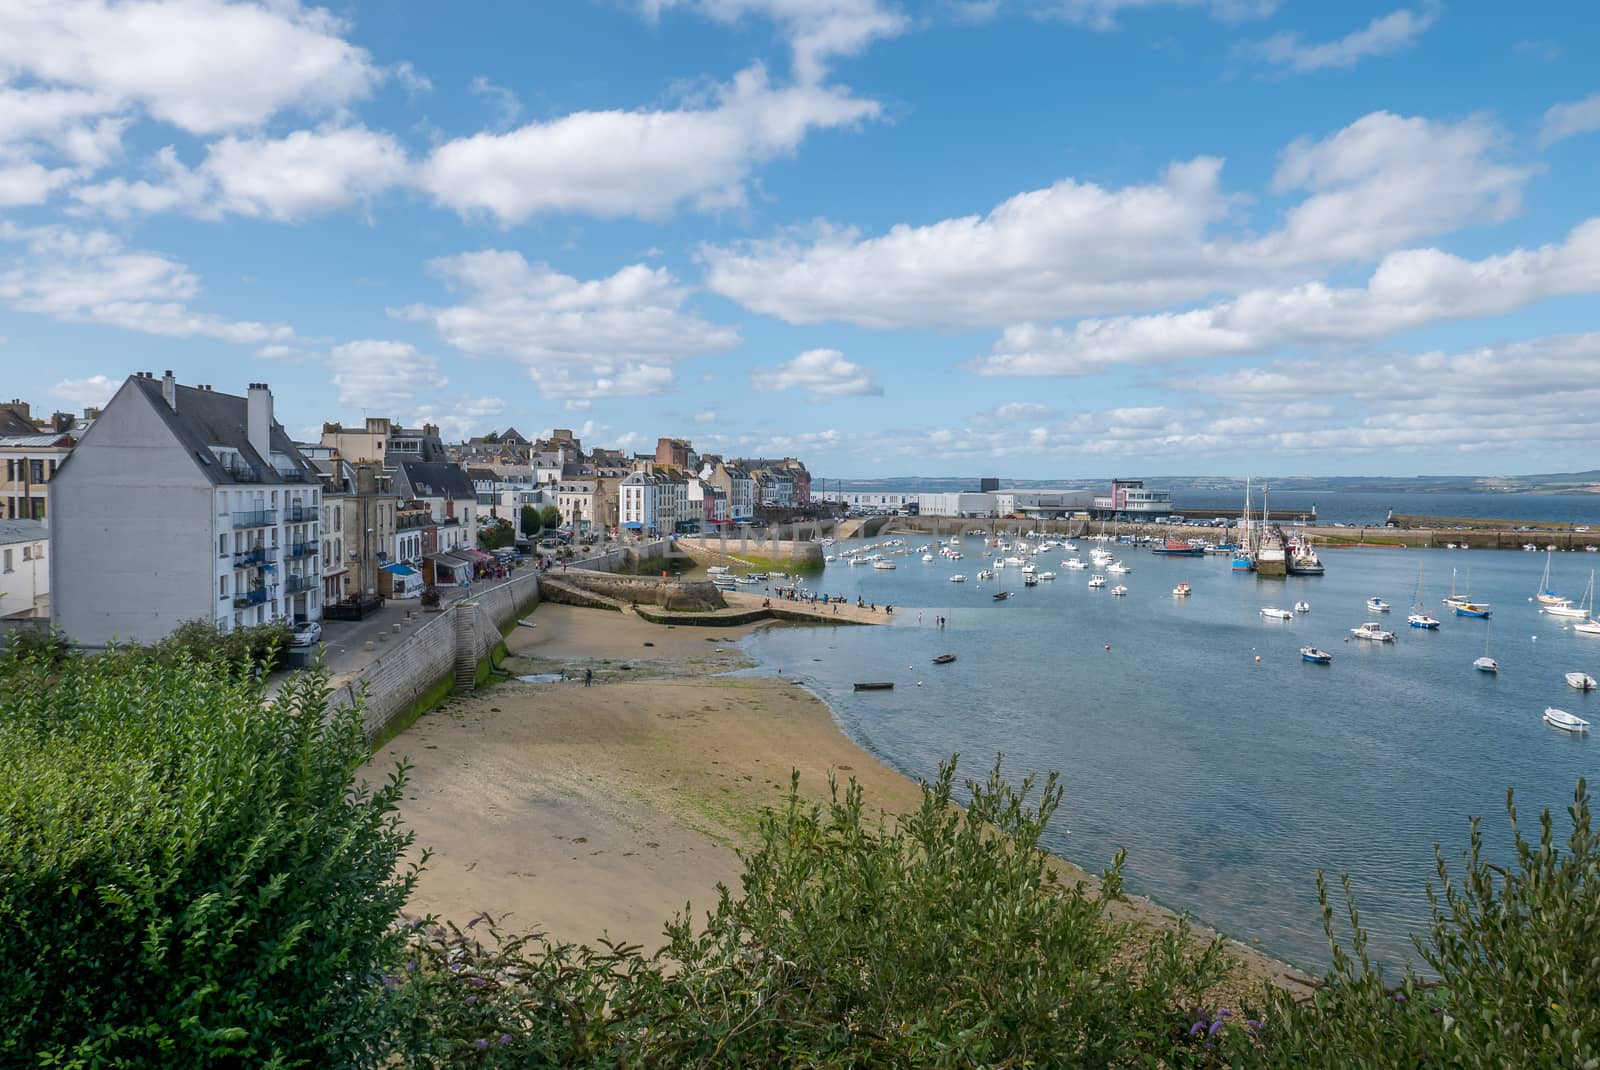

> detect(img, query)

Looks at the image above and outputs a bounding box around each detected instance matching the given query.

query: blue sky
[2,0,1598,478]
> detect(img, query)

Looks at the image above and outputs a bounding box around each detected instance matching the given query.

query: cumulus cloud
[1540,92,1600,148]
[421,64,879,223]
[0,222,295,343]
[703,111,1527,329]
[641,0,909,82]
[750,348,882,396]
[49,373,119,409]
[72,125,410,221]
[1241,3,1439,72]
[394,251,739,398]
[973,218,1600,375]
[327,340,441,410]
[1039,0,1278,31]
[693,409,718,424]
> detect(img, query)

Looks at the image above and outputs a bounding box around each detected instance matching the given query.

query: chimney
[247,382,273,462]
[355,460,379,496]
[159,370,178,411]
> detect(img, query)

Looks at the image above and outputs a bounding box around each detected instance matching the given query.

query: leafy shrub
[479,521,515,551]
[519,504,540,539]
[165,617,294,670]
[0,646,418,1067]
[391,760,1235,1066]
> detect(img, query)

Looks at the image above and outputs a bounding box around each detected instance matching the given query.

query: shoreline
[365,602,1306,994]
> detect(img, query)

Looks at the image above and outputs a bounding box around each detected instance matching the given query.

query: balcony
[233,547,278,568]
[233,588,271,608]
[286,542,319,559]
[233,509,278,527]
[283,575,315,595]
[285,505,317,524]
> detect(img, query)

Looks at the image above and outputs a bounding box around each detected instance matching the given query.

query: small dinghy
[853,681,894,691]
[1261,607,1293,620]
[1544,707,1591,733]
[1565,671,1597,691]
[932,654,957,665]
[992,591,1012,601]
[1474,656,1499,674]
[1173,582,1191,597]
[1301,646,1332,664]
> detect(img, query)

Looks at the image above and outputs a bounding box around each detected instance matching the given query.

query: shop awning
[381,563,418,576]
[459,548,494,563]
[425,552,472,571]
[623,521,643,529]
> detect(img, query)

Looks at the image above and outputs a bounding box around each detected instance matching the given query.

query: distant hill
[815,472,1600,495]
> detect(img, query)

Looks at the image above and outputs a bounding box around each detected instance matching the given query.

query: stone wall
[677,535,825,572]
[548,568,725,610]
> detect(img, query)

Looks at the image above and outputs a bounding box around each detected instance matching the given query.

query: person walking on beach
[584,667,593,687]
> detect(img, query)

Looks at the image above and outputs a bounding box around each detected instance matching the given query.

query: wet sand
[368,602,1304,990]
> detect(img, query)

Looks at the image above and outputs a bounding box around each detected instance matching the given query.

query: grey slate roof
[0,517,49,545]
[395,461,476,501]
[125,377,319,485]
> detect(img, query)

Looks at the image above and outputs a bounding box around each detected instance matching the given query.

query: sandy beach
[368,602,1304,989]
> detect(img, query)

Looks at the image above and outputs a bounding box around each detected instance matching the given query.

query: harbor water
[742,539,1600,972]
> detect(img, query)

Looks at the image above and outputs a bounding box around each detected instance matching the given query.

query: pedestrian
[584,667,593,687]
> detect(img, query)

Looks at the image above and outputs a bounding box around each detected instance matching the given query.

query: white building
[393,461,479,547]
[816,489,920,513]
[554,479,596,531]
[915,491,994,517]
[51,374,322,647]
[620,469,660,533]
[1091,479,1173,517]
[0,517,49,619]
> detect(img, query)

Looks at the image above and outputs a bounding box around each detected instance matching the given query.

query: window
[220,575,229,598]
[22,545,32,561]
[2,548,10,572]
[29,460,44,483]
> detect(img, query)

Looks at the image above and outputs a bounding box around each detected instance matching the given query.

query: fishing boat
[1407,563,1439,628]
[1152,538,1204,556]
[1544,707,1591,733]
[1088,575,1107,588]
[1546,570,1595,619]
[1111,584,1128,596]
[1351,622,1396,642]
[949,574,966,583]
[1365,597,1391,613]
[1535,550,1572,606]
[932,654,957,665]
[1455,602,1492,619]
[1565,671,1597,691]
[853,681,894,691]
[1173,582,1192,597]
[1287,537,1325,575]
[1063,558,1086,569]
[1294,600,1311,613]
[1300,646,1333,664]
[1232,554,1255,572]
[1038,571,1056,580]
[1023,572,1039,587]
[1106,561,1131,574]
[1261,607,1293,620]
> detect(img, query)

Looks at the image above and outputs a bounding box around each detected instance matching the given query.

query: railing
[232,588,270,608]
[233,509,278,527]
[286,542,319,559]
[233,547,278,568]
[397,514,430,529]
[283,575,315,595]
[285,506,317,523]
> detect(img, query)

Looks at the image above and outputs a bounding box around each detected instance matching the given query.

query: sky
[1,0,1598,479]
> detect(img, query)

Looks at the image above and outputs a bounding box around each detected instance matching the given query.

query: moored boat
[1152,539,1204,556]
[1088,575,1106,588]
[853,681,894,691]
[1300,646,1332,664]
[1544,707,1591,733]
[1408,613,1441,629]
[1173,582,1191,597]
[1455,602,1491,619]
[873,560,896,570]
[1565,671,1597,691]
[1111,584,1128,596]
[949,574,966,583]
[1260,607,1293,620]
[932,654,957,665]
[1365,597,1390,613]
[1351,622,1396,642]
[993,590,1012,601]
[1294,600,1311,613]
[1474,656,1499,673]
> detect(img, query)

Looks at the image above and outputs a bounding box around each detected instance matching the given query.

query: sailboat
[1535,550,1572,607]
[1407,563,1440,629]
[1232,476,1255,572]
[1443,568,1469,609]
[1474,619,1498,673]
[1452,567,1491,618]
[1545,570,1594,620]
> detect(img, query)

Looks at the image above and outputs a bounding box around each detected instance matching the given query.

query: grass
[723,553,826,575]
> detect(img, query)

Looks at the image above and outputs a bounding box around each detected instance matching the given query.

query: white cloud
[0,222,294,343]
[411,395,507,441]
[72,125,409,221]
[1242,4,1439,72]
[256,344,320,363]
[978,401,1054,423]
[704,111,1527,329]
[642,0,909,82]
[0,0,379,136]
[750,348,882,396]
[327,340,441,410]
[421,64,879,223]
[1540,92,1600,148]
[0,159,77,206]
[469,76,521,129]
[693,408,718,424]
[394,251,739,398]
[49,373,118,409]
[1033,0,1278,31]
[973,218,1600,375]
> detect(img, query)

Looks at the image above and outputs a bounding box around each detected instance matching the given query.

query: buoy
[1255,655,1261,663]
[1104,644,1111,651]
[1531,635,1537,641]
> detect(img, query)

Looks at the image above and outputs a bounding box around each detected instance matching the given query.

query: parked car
[290,621,322,647]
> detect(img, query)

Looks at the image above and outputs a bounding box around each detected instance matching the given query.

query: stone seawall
[549,568,725,610]
[677,535,825,572]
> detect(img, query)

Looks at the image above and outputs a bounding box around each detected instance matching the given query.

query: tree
[0,644,417,1067]
[519,504,540,539]
[540,504,562,532]
[482,431,500,444]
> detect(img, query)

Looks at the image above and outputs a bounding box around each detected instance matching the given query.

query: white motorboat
[1111,584,1128,596]
[949,574,966,583]
[1260,607,1293,620]
[977,569,995,580]
[873,560,896,570]
[1038,571,1056,580]
[1173,582,1192,597]
[1106,561,1131,574]
[921,553,935,562]
[1301,646,1333,664]
[1294,600,1311,613]
[707,565,731,575]
[1365,597,1391,613]
[1024,573,1039,587]
[1575,618,1600,635]
[1351,622,1396,642]
[1088,575,1107,588]
[1546,570,1595,619]
[1021,563,1037,574]
[1063,558,1086,569]
[1565,671,1597,691]
[1544,707,1591,733]
[1474,656,1499,673]
[1408,613,1441,629]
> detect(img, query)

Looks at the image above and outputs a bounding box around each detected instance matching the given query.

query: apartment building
[51,374,322,647]
[0,517,49,619]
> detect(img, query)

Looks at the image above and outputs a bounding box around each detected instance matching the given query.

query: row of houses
[6,374,813,646]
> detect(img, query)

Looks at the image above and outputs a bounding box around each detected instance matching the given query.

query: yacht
[1063,558,1087,570]
[977,569,995,580]
[1474,656,1499,673]
[1408,613,1441,629]
[1351,622,1396,642]
[1106,561,1131,574]
[1038,571,1056,580]
[1574,618,1600,635]
[873,560,896,570]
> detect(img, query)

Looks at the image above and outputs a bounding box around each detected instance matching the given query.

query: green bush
[165,618,294,670]
[479,521,515,551]
[539,505,561,532]
[0,645,418,1067]
[520,504,540,539]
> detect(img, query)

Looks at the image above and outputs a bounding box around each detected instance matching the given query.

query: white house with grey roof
[50,373,323,647]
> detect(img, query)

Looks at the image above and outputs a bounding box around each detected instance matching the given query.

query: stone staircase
[452,602,478,690]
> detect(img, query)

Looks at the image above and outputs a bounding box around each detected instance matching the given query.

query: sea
[1168,490,1600,527]
[739,497,1600,974]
